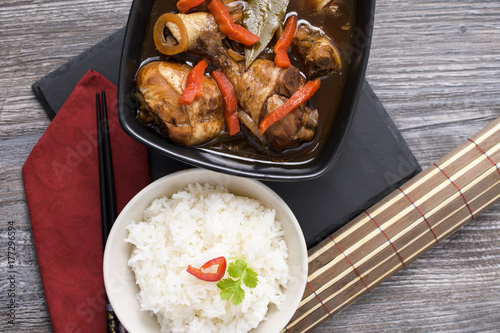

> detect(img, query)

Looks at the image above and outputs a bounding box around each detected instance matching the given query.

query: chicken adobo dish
[135,0,354,162]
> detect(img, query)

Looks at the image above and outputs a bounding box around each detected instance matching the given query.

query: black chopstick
[97,91,117,246]
[97,91,127,332]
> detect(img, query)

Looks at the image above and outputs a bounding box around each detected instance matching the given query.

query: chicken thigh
[136,61,224,146]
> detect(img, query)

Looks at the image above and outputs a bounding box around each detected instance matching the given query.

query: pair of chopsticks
[96,91,127,333]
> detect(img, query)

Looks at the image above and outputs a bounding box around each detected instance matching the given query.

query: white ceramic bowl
[103,168,308,333]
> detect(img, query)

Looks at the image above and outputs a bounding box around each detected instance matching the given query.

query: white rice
[126,183,290,333]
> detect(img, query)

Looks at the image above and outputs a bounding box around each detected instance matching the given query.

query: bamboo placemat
[285,116,500,332]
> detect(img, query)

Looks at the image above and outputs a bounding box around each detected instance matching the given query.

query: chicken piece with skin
[262,93,318,150]
[136,61,224,146]
[292,23,342,79]
[238,59,318,150]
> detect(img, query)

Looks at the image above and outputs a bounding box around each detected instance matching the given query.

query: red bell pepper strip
[179,60,208,106]
[274,15,297,68]
[176,0,207,13]
[207,0,260,47]
[187,256,227,282]
[211,69,240,135]
[260,78,321,134]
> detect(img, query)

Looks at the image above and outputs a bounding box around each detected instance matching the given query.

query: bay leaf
[243,0,290,67]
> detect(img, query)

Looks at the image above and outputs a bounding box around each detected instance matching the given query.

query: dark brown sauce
[139,0,355,164]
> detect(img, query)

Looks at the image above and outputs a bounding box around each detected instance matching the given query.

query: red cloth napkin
[23,70,150,333]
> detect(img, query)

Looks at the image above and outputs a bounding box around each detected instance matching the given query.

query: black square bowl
[117,0,375,181]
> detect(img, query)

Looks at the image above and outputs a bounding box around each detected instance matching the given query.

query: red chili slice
[176,0,207,13]
[211,69,240,135]
[186,256,227,281]
[274,15,297,68]
[207,0,259,46]
[179,59,208,106]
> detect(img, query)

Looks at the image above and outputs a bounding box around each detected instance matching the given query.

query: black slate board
[32,28,421,248]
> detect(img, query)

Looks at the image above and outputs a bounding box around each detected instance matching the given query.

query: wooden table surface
[1,0,499,332]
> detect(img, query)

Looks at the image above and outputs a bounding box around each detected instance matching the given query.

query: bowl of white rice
[103,168,308,333]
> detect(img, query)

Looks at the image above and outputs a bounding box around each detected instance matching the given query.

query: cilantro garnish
[216,259,258,305]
